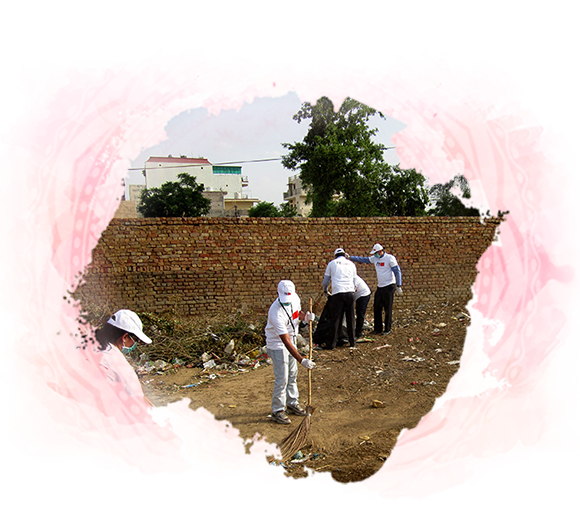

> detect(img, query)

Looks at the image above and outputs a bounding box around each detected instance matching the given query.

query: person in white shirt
[94,309,153,405]
[349,243,403,335]
[322,248,358,349]
[354,275,372,339]
[265,280,315,425]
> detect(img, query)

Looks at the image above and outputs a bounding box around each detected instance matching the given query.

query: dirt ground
[139,301,470,483]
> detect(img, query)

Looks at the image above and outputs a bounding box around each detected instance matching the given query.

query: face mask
[373,253,381,258]
[122,337,138,354]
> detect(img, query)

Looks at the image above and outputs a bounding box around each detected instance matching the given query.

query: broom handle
[308,297,313,406]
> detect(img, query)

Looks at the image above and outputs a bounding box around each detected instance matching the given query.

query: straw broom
[280,298,315,461]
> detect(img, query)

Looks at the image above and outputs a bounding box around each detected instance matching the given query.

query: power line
[127,157,284,171]
[127,148,395,172]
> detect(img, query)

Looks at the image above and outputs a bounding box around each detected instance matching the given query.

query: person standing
[354,274,371,339]
[322,248,357,349]
[349,243,402,335]
[94,309,153,405]
[265,280,315,425]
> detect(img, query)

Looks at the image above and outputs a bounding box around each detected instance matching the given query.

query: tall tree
[429,174,480,216]
[374,164,429,217]
[137,172,211,218]
[281,97,385,217]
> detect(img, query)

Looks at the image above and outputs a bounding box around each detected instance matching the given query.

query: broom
[280,298,315,461]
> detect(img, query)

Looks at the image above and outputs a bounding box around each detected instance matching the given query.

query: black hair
[94,322,137,351]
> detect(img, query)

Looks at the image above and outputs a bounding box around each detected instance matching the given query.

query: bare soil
[139,302,470,483]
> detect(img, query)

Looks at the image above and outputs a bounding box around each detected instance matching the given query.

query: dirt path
[141,302,470,482]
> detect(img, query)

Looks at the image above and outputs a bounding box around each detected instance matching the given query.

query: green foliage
[374,165,429,216]
[282,96,429,217]
[278,201,299,217]
[248,201,281,217]
[137,172,211,218]
[248,201,299,218]
[282,96,385,217]
[428,174,480,217]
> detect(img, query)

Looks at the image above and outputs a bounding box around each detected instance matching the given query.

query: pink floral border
[13,65,575,498]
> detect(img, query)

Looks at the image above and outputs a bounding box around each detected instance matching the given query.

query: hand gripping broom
[280,298,315,461]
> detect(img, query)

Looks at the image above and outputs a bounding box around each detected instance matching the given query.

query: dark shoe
[271,410,291,424]
[286,404,307,416]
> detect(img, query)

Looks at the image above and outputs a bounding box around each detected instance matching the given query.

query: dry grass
[74,298,267,366]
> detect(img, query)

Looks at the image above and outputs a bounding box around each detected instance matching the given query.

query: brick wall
[73,217,502,317]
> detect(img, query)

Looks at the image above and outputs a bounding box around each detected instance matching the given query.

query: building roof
[146,156,212,165]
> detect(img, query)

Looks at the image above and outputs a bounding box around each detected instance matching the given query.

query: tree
[428,174,480,216]
[374,165,429,217]
[137,172,211,218]
[247,201,299,218]
[281,96,385,217]
[278,201,299,218]
[248,201,280,217]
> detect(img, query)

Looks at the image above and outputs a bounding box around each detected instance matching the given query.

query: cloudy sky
[126,92,406,204]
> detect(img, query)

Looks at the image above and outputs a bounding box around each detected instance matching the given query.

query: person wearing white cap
[348,243,403,335]
[265,280,316,425]
[95,309,153,404]
[322,248,358,349]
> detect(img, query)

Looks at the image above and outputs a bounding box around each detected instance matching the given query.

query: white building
[128,155,259,217]
[283,174,312,217]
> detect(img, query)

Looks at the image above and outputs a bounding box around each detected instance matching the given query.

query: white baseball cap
[107,309,152,344]
[334,248,345,256]
[277,280,297,305]
[369,243,384,255]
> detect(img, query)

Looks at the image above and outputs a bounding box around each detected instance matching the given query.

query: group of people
[93,242,402,427]
[265,242,402,424]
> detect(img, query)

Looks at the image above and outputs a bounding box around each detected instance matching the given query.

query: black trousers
[355,294,371,338]
[328,292,355,349]
[374,284,396,333]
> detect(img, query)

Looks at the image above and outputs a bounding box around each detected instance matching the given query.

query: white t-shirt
[351,253,400,287]
[265,297,301,351]
[373,253,399,287]
[99,343,145,397]
[324,257,357,294]
[354,275,371,300]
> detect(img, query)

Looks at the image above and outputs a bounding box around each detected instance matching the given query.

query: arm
[392,265,402,287]
[349,255,372,264]
[280,333,307,364]
[322,274,331,292]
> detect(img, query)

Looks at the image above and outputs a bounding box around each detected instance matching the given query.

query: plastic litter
[154,360,167,370]
[224,339,235,355]
[182,382,202,388]
[203,359,216,369]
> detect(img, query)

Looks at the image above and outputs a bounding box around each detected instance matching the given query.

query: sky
[2,1,580,524]
[126,92,406,204]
